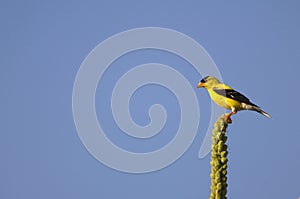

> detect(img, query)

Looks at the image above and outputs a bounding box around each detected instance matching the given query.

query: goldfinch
[197,76,271,122]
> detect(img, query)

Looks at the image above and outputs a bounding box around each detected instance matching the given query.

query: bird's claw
[225,114,233,124]
[225,111,237,124]
[226,117,232,124]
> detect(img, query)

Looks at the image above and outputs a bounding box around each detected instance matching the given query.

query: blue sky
[1,1,300,199]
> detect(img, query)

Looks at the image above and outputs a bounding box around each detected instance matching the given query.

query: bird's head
[197,76,220,89]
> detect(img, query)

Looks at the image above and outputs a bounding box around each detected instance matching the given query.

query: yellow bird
[197,76,271,122]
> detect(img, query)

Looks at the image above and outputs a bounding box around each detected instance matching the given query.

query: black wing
[213,88,258,107]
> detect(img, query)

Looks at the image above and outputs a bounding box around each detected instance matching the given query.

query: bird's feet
[225,114,232,123]
[225,111,237,124]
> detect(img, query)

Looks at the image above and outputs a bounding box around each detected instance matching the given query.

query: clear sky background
[1,1,300,199]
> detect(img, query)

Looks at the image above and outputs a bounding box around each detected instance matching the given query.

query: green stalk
[209,114,229,199]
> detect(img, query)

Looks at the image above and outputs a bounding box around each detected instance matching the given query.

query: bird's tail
[250,106,271,118]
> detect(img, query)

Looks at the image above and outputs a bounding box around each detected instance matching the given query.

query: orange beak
[197,82,204,88]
